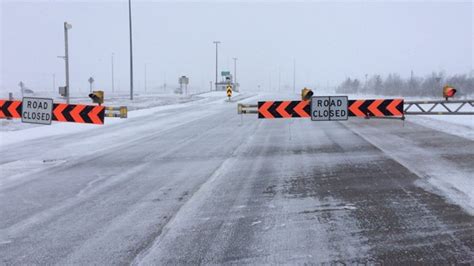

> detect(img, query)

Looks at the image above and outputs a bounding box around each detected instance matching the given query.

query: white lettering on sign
[21,97,53,125]
[311,96,348,121]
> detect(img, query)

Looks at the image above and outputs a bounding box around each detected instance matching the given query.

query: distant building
[216,71,239,92]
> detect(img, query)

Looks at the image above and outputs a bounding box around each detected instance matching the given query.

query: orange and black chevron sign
[52,103,105,124]
[0,100,105,124]
[0,100,22,118]
[348,99,404,117]
[258,101,310,119]
[257,99,404,119]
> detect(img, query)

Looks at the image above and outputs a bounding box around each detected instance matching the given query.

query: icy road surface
[0,93,473,264]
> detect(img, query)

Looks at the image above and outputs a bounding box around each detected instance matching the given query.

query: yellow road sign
[226,85,233,97]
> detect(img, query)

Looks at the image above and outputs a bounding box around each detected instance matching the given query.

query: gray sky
[1,0,472,93]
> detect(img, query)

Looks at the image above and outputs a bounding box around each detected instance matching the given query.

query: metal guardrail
[404,99,474,115]
[239,99,474,117]
[237,104,258,114]
[105,106,128,118]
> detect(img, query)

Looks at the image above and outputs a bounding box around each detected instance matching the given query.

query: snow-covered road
[0,93,473,264]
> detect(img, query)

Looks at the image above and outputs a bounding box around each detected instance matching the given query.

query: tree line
[336,72,474,97]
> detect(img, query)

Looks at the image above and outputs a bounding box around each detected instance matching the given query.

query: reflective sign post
[226,84,232,101]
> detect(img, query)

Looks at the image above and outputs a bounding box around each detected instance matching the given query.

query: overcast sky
[1,0,472,93]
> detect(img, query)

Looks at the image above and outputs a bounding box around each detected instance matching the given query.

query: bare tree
[336,71,473,97]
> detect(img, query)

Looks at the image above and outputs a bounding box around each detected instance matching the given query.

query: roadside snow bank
[407,116,474,140]
[0,93,244,147]
[341,93,473,139]
[346,121,474,215]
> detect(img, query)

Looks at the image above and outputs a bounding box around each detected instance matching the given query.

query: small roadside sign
[226,85,232,98]
[311,96,348,121]
[21,97,53,125]
[179,76,189,85]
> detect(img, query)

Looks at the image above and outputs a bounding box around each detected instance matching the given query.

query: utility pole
[144,63,147,93]
[232,57,237,88]
[435,76,441,93]
[111,53,115,93]
[128,0,134,100]
[278,67,281,92]
[293,58,296,93]
[19,81,24,98]
[269,72,272,91]
[64,22,72,104]
[163,72,167,92]
[213,41,220,91]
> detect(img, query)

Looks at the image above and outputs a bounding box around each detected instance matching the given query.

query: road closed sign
[21,97,53,125]
[311,96,348,121]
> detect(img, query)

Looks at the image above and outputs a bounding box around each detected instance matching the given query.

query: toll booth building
[216,71,239,92]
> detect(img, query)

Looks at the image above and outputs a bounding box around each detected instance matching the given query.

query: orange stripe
[70,105,85,123]
[387,99,403,116]
[8,101,22,117]
[349,100,365,117]
[294,100,310,117]
[276,101,291,118]
[259,101,274,119]
[54,104,67,121]
[89,106,104,124]
[368,99,384,117]
[0,100,5,118]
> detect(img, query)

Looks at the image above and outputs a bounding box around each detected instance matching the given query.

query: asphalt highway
[1,94,473,264]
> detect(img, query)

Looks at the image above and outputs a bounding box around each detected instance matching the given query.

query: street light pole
[128,0,134,100]
[232,57,237,89]
[64,22,71,104]
[111,53,115,93]
[213,41,220,91]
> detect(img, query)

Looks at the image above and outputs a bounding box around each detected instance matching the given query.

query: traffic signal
[89,90,104,105]
[443,85,456,100]
[301,88,313,101]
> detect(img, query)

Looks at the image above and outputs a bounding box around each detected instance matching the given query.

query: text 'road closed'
[22,97,53,125]
[311,96,348,121]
